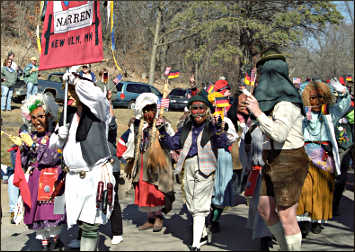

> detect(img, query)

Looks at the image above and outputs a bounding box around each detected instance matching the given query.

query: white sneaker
[111,235,123,245]
[67,239,80,248]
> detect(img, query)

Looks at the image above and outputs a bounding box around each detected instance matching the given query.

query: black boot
[50,238,65,251]
[260,236,272,251]
[311,222,322,234]
[210,221,220,233]
[299,221,311,238]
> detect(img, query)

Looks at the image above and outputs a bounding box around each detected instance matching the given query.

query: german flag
[168,70,180,79]
[207,84,214,93]
[346,76,353,81]
[244,73,251,85]
[215,96,230,107]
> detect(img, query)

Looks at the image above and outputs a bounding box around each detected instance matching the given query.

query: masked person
[157,90,229,251]
[122,93,175,232]
[245,47,309,251]
[49,68,115,251]
[227,87,273,250]
[296,79,351,236]
[19,93,65,251]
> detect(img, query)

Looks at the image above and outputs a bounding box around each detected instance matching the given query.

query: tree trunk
[148,7,162,85]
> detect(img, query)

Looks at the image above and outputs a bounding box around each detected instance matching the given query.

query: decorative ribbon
[109,1,123,73]
[36,1,44,54]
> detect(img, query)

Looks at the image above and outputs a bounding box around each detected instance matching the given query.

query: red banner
[39,1,103,70]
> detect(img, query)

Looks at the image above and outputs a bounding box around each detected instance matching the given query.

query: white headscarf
[134,93,159,119]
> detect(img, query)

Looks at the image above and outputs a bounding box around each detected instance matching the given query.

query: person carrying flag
[49,70,116,251]
[122,93,175,233]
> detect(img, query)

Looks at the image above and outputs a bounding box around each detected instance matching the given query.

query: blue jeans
[26,82,38,99]
[8,174,19,213]
[1,85,14,111]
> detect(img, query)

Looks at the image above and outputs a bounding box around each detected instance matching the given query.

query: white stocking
[268,221,288,251]
[192,215,205,248]
[285,232,302,251]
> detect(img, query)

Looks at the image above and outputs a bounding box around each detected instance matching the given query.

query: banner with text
[39,1,103,70]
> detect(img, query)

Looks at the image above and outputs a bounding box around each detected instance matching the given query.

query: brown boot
[138,218,154,231]
[153,216,163,232]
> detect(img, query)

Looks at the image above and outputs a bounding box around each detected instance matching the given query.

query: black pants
[110,172,123,236]
[333,147,353,211]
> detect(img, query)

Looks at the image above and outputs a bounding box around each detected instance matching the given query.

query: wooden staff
[146,78,170,171]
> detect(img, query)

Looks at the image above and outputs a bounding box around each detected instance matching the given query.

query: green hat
[188,89,215,113]
[256,47,286,68]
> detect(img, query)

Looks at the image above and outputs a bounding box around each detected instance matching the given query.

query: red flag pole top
[39,1,104,70]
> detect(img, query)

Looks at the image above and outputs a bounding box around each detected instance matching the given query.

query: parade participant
[333,91,353,217]
[206,82,238,235]
[227,87,251,192]
[245,47,308,251]
[78,64,96,82]
[24,57,39,99]
[122,93,175,233]
[296,79,351,235]
[1,58,17,111]
[49,69,115,251]
[19,93,65,251]
[106,84,124,245]
[212,79,232,112]
[157,91,229,251]
[227,87,273,250]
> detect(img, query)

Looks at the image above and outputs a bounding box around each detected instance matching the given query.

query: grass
[1,101,183,167]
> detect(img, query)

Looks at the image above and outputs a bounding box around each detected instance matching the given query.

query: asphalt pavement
[1,171,354,251]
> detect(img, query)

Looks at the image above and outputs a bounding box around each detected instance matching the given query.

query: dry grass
[1,102,183,167]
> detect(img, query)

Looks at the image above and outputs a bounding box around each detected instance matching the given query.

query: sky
[334,1,354,24]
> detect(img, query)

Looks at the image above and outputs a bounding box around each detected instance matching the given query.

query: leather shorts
[260,147,309,207]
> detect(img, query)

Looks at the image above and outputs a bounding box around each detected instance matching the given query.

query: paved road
[1,173,354,251]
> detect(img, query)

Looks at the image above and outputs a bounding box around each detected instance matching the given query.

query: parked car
[167,88,190,111]
[111,81,162,108]
[12,72,65,104]
[12,79,26,103]
[38,72,65,103]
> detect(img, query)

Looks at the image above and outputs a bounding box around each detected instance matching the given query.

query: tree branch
[157,32,200,47]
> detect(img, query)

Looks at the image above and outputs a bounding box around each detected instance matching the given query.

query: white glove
[330,78,347,94]
[58,125,69,142]
[62,72,76,84]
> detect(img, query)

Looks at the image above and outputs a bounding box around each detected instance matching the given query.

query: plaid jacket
[176,129,217,176]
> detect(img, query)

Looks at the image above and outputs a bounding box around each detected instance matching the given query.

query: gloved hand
[20,132,34,147]
[58,124,69,142]
[62,72,76,84]
[330,78,347,94]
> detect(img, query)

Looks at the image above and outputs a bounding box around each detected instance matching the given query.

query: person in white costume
[49,68,115,251]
